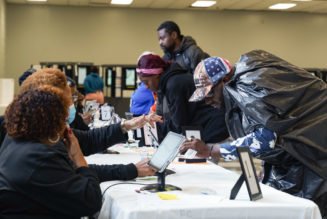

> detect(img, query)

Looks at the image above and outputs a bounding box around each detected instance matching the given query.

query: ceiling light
[111,0,133,5]
[269,3,296,10]
[191,1,216,7]
[26,0,47,2]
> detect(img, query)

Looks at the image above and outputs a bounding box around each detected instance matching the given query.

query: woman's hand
[134,158,157,177]
[124,115,147,131]
[145,113,163,128]
[123,113,163,131]
[63,126,88,168]
[79,112,92,125]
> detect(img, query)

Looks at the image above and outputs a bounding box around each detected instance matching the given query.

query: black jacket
[73,122,126,156]
[0,137,102,218]
[163,36,209,73]
[70,111,89,131]
[157,63,229,143]
[0,118,127,155]
[224,50,327,216]
[62,123,138,181]
[0,119,136,181]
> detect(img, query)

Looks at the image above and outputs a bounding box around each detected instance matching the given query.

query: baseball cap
[189,57,232,102]
[136,52,169,77]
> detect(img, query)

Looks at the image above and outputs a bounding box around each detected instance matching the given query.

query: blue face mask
[67,104,76,124]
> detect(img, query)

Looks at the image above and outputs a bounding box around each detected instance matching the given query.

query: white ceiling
[6,0,327,14]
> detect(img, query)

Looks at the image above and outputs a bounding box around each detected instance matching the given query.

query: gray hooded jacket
[162,36,209,73]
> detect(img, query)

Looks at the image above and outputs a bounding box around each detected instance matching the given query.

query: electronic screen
[106,68,112,86]
[309,72,316,77]
[123,68,136,88]
[126,69,136,86]
[321,71,327,82]
[148,132,185,173]
[78,67,87,85]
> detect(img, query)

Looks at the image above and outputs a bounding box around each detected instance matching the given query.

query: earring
[48,132,60,144]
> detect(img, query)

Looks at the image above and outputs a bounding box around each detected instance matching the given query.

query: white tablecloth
[86,145,322,219]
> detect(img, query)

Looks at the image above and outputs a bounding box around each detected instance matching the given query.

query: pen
[135,189,150,194]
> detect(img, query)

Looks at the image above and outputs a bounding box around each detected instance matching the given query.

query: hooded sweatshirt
[156,62,229,143]
[162,36,209,73]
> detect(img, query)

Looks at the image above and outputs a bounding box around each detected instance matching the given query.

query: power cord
[102,182,151,198]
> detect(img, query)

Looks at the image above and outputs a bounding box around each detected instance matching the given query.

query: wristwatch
[120,119,128,133]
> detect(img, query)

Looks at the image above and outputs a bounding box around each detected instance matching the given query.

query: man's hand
[179,139,210,158]
[134,158,157,177]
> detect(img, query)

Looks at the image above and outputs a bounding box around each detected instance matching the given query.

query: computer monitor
[122,67,136,89]
[321,71,327,83]
[305,68,319,78]
[78,66,87,85]
[148,131,185,173]
[106,68,113,87]
[309,71,317,77]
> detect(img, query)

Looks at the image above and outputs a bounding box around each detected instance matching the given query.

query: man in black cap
[157,21,209,74]
[180,50,327,216]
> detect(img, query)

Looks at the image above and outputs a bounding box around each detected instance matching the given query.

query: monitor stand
[140,171,181,192]
[229,174,245,200]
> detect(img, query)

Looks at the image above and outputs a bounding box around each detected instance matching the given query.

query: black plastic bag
[223,50,327,215]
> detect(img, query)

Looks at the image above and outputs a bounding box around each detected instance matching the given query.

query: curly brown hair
[20,68,68,94]
[5,85,70,141]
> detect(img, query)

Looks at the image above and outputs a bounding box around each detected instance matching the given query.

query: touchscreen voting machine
[148,131,185,173]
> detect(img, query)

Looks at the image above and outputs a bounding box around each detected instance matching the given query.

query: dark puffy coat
[224,50,327,216]
[163,36,209,73]
[70,111,89,131]
[0,137,102,218]
[0,121,137,182]
[0,126,137,217]
[157,63,229,143]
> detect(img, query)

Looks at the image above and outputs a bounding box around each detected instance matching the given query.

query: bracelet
[120,119,128,133]
[209,145,214,157]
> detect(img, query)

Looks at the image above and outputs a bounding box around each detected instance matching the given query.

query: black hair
[157,21,181,38]
[89,66,99,74]
[66,76,76,87]
[18,68,37,86]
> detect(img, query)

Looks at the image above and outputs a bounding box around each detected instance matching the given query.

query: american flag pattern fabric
[189,57,232,102]
[220,127,277,161]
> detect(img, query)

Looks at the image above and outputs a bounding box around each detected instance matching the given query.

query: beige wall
[0,0,5,78]
[5,4,327,92]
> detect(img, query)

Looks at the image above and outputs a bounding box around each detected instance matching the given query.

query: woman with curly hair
[19,68,161,157]
[0,86,102,217]
[14,68,159,182]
